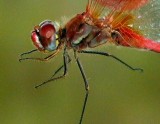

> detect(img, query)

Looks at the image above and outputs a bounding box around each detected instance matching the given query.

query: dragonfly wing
[115,26,160,53]
[86,0,107,19]
[107,0,160,53]
[86,0,160,53]
[97,0,148,10]
[133,0,160,42]
[86,0,148,18]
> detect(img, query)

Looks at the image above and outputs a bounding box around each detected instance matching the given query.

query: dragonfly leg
[50,54,71,79]
[35,47,68,88]
[79,91,89,124]
[74,51,89,124]
[78,50,143,72]
[19,50,59,62]
[20,49,38,58]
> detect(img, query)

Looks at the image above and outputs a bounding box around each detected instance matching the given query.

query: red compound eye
[31,31,44,51]
[31,20,59,52]
[39,22,56,39]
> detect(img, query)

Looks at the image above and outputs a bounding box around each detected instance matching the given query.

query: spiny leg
[19,49,60,62]
[20,49,38,58]
[35,47,68,88]
[78,50,143,72]
[50,54,71,79]
[74,51,89,124]
[79,91,89,124]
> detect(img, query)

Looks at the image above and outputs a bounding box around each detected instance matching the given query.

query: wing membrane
[134,0,160,41]
[86,0,106,18]
[107,0,160,52]
[86,0,149,19]
[95,0,148,10]
[86,0,160,52]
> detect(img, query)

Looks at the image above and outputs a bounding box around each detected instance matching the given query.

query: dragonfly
[19,0,160,123]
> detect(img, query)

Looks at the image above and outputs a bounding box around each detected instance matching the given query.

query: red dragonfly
[19,0,160,123]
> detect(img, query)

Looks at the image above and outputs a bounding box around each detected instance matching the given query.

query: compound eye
[39,23,56,39]
[31,20,60,52]
[31,31,44,51]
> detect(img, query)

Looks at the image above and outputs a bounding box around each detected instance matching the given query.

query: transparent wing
[86,0,106,18]
[86,0,160,52]
[94,0,148,10]
[133,0,160,42]
[86,0,149,19]
[105,0,160,52]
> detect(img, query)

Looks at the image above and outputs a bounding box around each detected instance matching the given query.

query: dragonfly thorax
[65,13,113,50]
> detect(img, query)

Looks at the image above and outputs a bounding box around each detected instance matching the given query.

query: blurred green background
[1,0,160,124]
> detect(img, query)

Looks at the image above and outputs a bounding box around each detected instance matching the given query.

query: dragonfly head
[31,20,60,52]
